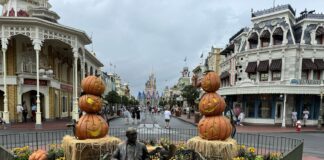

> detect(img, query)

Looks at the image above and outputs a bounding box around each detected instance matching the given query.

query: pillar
[73,49,79,121]
[1,38,9,124]
[33,39,42,129]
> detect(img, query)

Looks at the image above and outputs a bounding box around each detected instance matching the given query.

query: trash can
[194,112,201,123]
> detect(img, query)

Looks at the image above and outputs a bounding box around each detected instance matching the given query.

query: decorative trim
[39,27,76,46]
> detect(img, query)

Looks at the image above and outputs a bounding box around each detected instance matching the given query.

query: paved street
[263,132,324,159]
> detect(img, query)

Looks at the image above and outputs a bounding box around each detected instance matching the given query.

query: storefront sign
[24,79,47,86]
[60,84,73,92]
[290,79,322,85]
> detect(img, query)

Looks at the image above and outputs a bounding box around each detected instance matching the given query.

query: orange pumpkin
[75,114,109,140]
[79,94,102,113]
[81,75,106,96]
[198,116,232,140]
[199,93,225,116]
[28,149,47,160]
[201,71,220,92]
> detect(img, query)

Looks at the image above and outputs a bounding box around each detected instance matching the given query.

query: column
[33,40,42,128]
[1,39,9,124]
[299,54,303,79]
[282,94,287,128]
[73,49,79,121]
[282,54,286,81]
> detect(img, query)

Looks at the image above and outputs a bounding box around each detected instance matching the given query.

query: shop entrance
[275,102,283,124]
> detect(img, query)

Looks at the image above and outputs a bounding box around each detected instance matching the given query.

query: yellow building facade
[0,0,103,124]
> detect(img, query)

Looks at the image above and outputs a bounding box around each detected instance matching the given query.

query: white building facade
[219,5,324,126]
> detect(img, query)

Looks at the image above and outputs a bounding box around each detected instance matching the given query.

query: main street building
[0,0,103,125]
[219,4,324,126]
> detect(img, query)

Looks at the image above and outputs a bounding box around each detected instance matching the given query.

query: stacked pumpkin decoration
[197,71,232,140]
[28,149,47,160]
[75,75,108,140]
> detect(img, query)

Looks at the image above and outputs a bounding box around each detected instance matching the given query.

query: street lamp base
[35,123,42,129]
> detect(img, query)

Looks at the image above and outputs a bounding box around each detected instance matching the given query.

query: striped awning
[245,62,257,73]
[302,59,317,70]
[257,60,269,72]
[314,59,324,70]
[270,59,282,71]
[220,71,230,79]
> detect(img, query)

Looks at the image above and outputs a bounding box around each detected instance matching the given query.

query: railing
[0,128,303,159]
[0,145,15,160]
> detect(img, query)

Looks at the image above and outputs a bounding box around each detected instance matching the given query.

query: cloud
[3,0,324,96]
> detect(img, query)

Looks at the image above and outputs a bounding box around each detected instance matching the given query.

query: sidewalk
[1,115,119,132]
[174,114,324,133]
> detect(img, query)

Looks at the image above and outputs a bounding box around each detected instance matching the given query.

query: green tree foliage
[181,85,199,107]
[105,91,120,105]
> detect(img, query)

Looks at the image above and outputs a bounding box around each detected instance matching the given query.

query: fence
[0,128,303,159]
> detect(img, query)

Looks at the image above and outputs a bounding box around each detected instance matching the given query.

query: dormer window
[248,32,258,49]
[316,26,324,44]
[260,30,270,47]
[273,27,283,45]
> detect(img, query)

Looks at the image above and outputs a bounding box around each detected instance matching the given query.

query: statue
[112,127,148,160]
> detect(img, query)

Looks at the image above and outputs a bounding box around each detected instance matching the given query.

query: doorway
[275,102,283,124]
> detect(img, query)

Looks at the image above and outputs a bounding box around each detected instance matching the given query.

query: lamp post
[318,86,323,130]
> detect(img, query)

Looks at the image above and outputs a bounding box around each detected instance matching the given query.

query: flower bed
[13,142,285,160]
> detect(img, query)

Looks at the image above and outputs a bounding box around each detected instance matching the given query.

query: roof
[220,43,234,55]
[302,59,317,70]
[251,4,295,18]
[270,59,282,71]
[257,60,269,72]
[314,59,324,70]
[245,62,257,73]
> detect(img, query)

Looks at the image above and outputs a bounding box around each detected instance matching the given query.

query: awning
[270,59,282,71]
[302,59,317,70]
[314,59,324,70]
[220,71,230,79]
[257,60,269,72]
[245,62,257,73]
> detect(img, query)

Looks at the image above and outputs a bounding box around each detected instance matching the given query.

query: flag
[184,57,187,62]
[200,53,203,58]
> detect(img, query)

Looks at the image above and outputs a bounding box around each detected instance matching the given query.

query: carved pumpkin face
[81,75,106,96]
[198,116,232,140]
[79,94,102,113]
[201,71,220,93]
[199,93,225,116]
[75,114,109,140]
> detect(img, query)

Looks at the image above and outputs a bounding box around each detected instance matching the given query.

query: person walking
[135,106,141,124]
[31,103,36,122]
[238,111,245,126]
[291,109,298,127]
[303,107,309,127]
[16,104,23,123]
[22,101,28,122]
[164,107,172,128]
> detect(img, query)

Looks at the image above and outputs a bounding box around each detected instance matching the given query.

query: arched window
[273,27,283,45]
[316,26,324,44]
[84,63,88,77]
[90,66,93,75]
[248,32,258,49]
[260,30,270,47]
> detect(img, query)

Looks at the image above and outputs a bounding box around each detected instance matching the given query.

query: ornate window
[248,32,258,49]
[272,71,281,81]
[260,30,270,47]
[260,72,268,81]
[316,26,324,44]
[273,27,283,45]
[249,73,256,81]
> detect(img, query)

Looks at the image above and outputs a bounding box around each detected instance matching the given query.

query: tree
[181,85,199,109]
[105,91,120,105]
[121,95,129,106]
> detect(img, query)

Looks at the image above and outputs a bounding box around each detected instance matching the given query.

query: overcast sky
[47,0,324,96]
